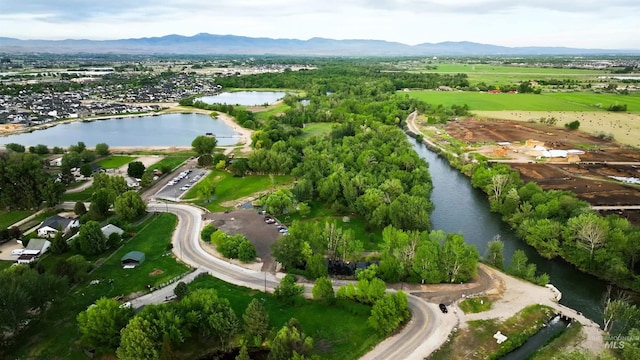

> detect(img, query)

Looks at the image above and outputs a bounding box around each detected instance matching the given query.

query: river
[0,113,239,147]
[409,136,608,324]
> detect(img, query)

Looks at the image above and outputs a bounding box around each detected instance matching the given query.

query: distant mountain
[0,33,637,56]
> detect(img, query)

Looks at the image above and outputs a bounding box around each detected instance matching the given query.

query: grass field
[96,155,136,169]
[10,213,189,359]
[458,296,492,314]
[302,123,333,138]
[408,91,640,111]
[253,103,291,122]
[185,170,293,212]
[145,156,189,173]
[62,186,94,202]
[188,275,381,360]
[411,63,608,84]
[0,210,33,228]
[0,260,14,271]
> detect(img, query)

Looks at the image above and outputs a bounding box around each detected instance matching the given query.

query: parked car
[439,304,448,313]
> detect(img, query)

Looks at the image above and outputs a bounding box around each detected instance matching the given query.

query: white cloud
[0,0,638,48]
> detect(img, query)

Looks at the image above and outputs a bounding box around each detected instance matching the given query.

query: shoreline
[0,104,255,152]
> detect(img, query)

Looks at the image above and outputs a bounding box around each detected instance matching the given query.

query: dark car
[439,304,448,313]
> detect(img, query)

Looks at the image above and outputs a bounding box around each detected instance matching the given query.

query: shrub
[608,103,627,112]
[200,223,216,241]
[564,120,580,130]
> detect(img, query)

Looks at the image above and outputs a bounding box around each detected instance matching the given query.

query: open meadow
[407,91,640,112]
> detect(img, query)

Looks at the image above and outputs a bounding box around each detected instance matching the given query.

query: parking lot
[154,168,209,201]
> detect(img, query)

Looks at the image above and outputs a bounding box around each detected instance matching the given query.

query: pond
[197,91,287,106]
[0,113,240,147]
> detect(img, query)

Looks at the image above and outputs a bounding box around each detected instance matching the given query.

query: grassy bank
[529,322,584,360]
[188,274,381,360]
[459,296,493,314]
[0,210,33,228]
[430,304,556,360]
[145,156,189,173]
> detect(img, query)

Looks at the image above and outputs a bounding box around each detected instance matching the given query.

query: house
[25,238,51,255]
[37,215,80,238]
[17,253,38,264]
[121,251,145,268]
[49,157,63,167]
[68,224,124,243]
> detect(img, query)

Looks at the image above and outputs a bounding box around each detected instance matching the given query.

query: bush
[200,223,216,241]
[564,120,580,130]
[608,103,627,112]
[595,131,615,141]
[212,231,256,262]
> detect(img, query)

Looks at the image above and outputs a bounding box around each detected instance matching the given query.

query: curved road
[148,202,455,360]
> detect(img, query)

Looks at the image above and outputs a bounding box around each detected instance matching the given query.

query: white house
[37,215,80,238]
[49,157,63,167]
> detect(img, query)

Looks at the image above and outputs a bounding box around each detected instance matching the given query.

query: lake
[0,113,240,147]
[197,91,287,106]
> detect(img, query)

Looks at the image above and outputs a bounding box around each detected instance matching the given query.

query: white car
[180,186,189,191]
[168,181,176,186]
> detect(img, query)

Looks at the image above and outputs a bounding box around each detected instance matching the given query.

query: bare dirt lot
[206,210,282,273]
[443,118,640,223]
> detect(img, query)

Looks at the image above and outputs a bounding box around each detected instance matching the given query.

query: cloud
[358,0,640,13]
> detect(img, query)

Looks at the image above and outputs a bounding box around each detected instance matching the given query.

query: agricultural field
[407,91,640,112]
[409,63,609,83]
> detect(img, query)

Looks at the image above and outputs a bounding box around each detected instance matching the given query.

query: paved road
[147,202,456,360]
[591,205,640,210]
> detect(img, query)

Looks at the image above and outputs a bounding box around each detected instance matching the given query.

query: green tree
[268,318,314,360]
[191,135,218,156]
[62,151,83,169]
[95,143,110,156]
[52,254,90,283]
[236,345,250,360]
[264,189,295,215]
[50,230,69,254]
[89,187,115,219]
[201,224,216,241]
[565,213,609,266]
[77,297,135,352]
[117,316,160,360]
[40,177,65,207]
[74,200,87,216]
[243,298,270,346]
[173,281,189,300]
[127,161,146,179]
[198,154,213,167]
[115,190,147,221]
[368,291,410,336]
[485,236,505,269]
[80,163,92,177]
[197,177,216,203]
[70,141,87,153]
[140,172,153,188]
[312,277,335,304]
[237,239,257,262]
[5,143,25,152]
[74,221,108,255]
[274,274,304,304]
[271,233,312,271]
[306,253,328,279]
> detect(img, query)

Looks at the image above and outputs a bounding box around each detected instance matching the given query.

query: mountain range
[1,33,638,56]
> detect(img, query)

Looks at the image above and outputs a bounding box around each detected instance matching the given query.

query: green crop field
[95,155,136,169]
[407,91,640,112]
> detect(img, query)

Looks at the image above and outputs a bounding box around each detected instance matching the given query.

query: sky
[0,0,638,49]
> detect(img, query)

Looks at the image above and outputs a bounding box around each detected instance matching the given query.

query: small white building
[49,157,63,167]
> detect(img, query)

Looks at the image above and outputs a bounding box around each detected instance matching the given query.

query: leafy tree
[229,158,249,177]
[127,161,146,179]
[264,189,295,215]
[565,120,580,130]
[486,236,505,269]
[268,318,314,360]
[237,239,257,262]
[50,230,69,254]
[274,274,304,304]
[5,143,25,152]
[95,142,110,156]
[74,200,87,216]
[77,297,135,351]
[174,281,189,300]
[69,141,87,153]
[117,316,160,360]
[0,152,59,209]
[197,177,216,203]
[179,289,239,347]
[305,253,328,279]
[272,233,312,271]
[89,187,115,219]
[108,232,122,249]
[191,135,218,156]
[236,345,250,360]
[74,221,108,255]
[565,213,609,266]
[140,172,153,188]
[312,277,335,304]
[201,224,216,241]
[40,177,65,207]
[29,144,49,155]
[198,154,213,167]
[61,151,83,169]
[80,163,92,177]
[115,190,147,221]
[243,298,269,345]
[368,291,410,336]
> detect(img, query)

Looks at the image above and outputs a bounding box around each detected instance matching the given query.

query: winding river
[409,135,608,324]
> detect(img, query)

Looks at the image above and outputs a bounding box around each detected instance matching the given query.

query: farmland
[407,91,640,112]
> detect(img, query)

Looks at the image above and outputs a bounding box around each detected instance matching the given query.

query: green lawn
[254,103,291,122]
[185,170,293,212]
[188,275,381,360]
[0,260,15,271]
[96,155,136,169]
[302,123,333,138]
[145,156,189,174]
[458,296,492,314]
[407,91,640,111]
[62,186,95,202]
[0,210,33,228]
[9,213,189,359]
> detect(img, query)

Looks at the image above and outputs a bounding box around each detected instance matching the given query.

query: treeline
[179,98,259,129]
[469,162,640,290]
[0,151,65,209]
